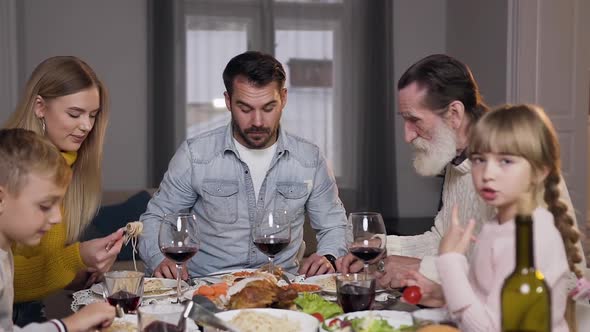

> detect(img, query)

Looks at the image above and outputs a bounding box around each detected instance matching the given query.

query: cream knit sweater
[386,159,587,283]
[386,159,495,282]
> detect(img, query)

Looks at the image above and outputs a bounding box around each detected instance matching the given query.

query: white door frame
[506,0,590,227]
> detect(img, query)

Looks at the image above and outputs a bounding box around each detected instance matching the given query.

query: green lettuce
[294,293,343,319]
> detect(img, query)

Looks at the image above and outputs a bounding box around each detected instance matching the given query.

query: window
[184,0,343,175]
[152,0,396,216]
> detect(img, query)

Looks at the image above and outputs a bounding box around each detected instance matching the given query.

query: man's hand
[335,253,364,273]
[153,258,189,280]
[439,206,476,255]
[298,253,335,277]
[375,255,421,289]
[399,270,445,307]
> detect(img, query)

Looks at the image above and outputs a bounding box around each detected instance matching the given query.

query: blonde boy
[0,128,115,331]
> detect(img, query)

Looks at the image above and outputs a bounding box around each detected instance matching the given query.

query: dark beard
[231,118,275,149]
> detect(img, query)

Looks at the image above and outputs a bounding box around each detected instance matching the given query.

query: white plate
[301,273,339,294]
[302,274,389,295]
[206,268,259,277]
[200,268,298,284]
[102,314,200,332]
[320,310,413,332]
[209,308,319,332]
[91,277,190,299]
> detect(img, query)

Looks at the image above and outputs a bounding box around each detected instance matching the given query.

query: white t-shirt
[234,138,278,200]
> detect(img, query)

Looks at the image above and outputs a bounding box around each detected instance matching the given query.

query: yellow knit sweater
[12,151,87,302]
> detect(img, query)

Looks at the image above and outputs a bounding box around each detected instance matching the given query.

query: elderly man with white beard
[337,54,494,293]
[337,54,586,307]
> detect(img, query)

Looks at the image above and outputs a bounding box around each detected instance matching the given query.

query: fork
[280,273,293,285]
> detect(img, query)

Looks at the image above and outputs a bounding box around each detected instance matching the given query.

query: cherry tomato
[328,318,341,327]
[311,313,324,322]
[402,285,422,304]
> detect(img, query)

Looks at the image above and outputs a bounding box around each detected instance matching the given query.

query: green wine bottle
[501,214,551,332]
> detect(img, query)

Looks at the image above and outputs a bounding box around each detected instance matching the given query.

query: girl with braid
[436,104,583,331]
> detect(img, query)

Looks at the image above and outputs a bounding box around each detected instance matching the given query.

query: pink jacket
[436,207,569,331]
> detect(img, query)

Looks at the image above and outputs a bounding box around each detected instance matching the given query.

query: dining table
[71,268,427,332]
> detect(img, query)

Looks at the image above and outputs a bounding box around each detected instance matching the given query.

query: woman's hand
[439,206,476,255]
[79,228,125,272]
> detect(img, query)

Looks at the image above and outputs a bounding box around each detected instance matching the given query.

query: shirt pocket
[275,182,308,222]
[201,180,239,224]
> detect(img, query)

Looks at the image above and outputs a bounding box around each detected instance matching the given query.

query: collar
[451,149,467,166]
[448,149,470,174]
[222,123,289,156]
[61,151,78,166]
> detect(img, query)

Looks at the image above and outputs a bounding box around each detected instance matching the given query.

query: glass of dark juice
[336,273,376,313]
[103,270,144,314]
[138,304,186,332]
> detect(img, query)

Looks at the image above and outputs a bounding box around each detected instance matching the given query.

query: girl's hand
[399,270,446,307]
[439,206,476,255]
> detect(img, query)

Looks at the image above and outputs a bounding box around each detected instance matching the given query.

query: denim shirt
[138,124,351,276]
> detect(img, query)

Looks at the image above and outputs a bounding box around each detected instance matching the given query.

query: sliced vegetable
[194,282,228,300]
[311,312,324,322]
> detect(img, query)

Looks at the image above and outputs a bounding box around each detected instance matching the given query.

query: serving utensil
[192,294,222,313]
[183,300,240,332]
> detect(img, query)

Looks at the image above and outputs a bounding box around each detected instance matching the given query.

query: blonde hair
[4,56,108,244]
[469,104,582,331]
[0,128,72,195]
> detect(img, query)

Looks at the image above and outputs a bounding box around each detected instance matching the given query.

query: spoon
[115,304,125,318]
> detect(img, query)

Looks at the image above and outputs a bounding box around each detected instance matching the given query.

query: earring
[39,117,46,134]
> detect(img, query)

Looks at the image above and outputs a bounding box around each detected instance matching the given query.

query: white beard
[412,122,458,176]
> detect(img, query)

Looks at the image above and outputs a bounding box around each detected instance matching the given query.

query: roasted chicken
[228,279,297,309]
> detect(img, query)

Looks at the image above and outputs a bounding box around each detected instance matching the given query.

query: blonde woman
[4,56,124,325]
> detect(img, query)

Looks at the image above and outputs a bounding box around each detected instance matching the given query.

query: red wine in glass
[159,212,200,303]
[349,212,387,277]
[161,246,198,263]
[106,290,141,313]
[337,284,375,313]
[350,247,385,262]
[254,209,291,275]
[143,321,183,332]
[253,237,290,256]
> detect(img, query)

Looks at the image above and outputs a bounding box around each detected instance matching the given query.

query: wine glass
[349,212,387,277]
[253,209,291,275]
[158,212,199,303]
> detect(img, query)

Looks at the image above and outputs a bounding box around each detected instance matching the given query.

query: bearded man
[139,51,350,279]
[337,54,496,305]
[385,54,495,287]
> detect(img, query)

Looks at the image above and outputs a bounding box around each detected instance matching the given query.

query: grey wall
[392,0,510,218]
[12,0,148,190]
[0,0,18,126]
[447,0,508,108]
[393,0,448,217]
